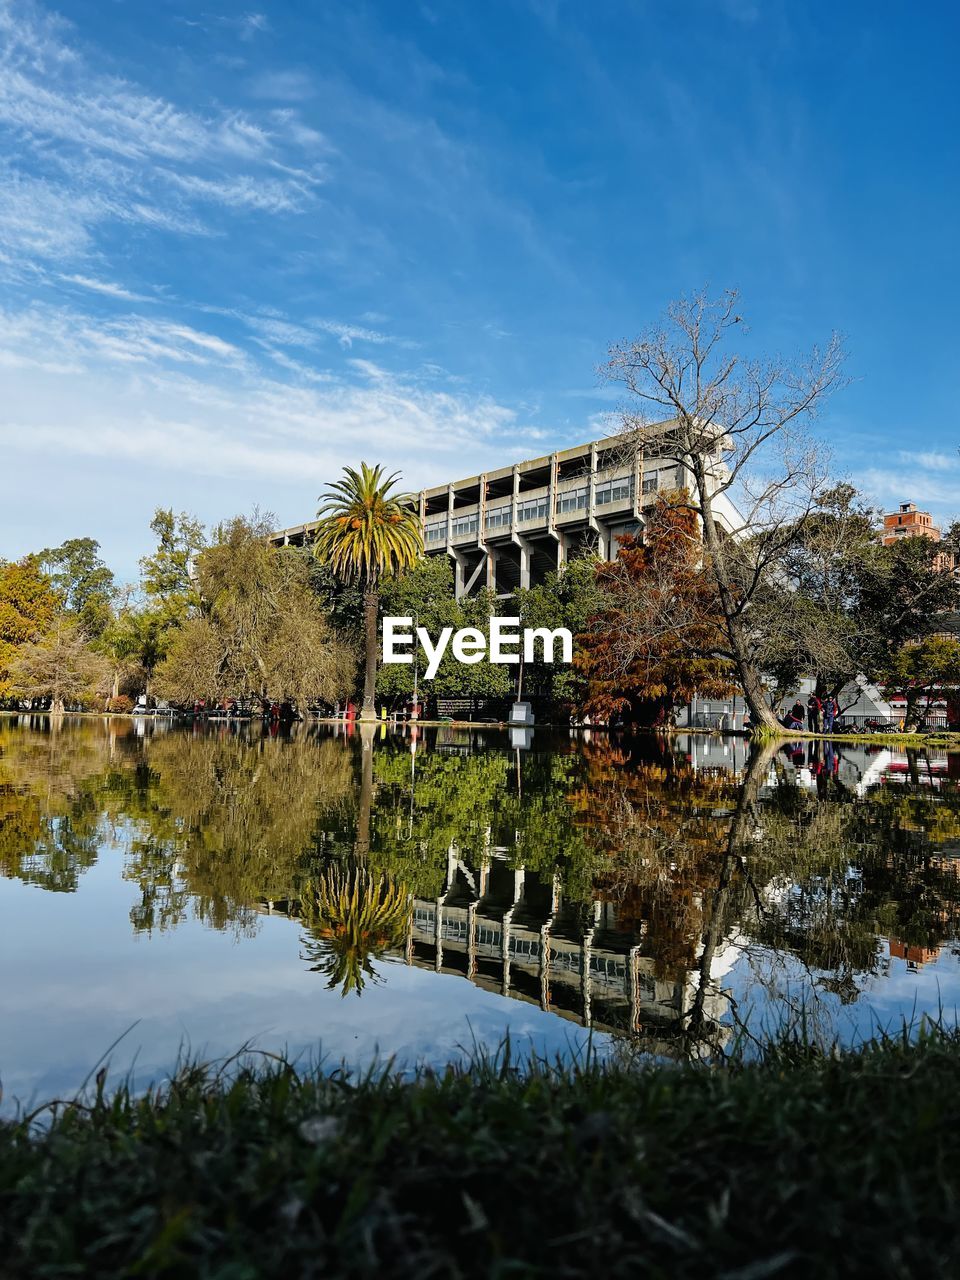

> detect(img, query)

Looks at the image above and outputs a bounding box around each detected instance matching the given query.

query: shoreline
[2,708,958,749]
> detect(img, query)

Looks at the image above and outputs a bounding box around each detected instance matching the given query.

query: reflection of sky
[717,937,960,1051]
[0,852,604,1116]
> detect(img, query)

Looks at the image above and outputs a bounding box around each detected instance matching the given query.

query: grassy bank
[3,1031,960,1278]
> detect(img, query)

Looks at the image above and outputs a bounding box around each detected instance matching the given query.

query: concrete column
[517,536,532,589]
[556,530,568,572]
[588,442,598,517]
[419,490,426,524]
[451,549,467,598]
[548,453,558,532]
[435,896,444,972]
[486,547,498,592]
[446,483,454,546]
[511,464,520,530]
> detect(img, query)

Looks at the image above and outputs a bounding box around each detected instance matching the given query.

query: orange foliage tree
[577,494,735,726]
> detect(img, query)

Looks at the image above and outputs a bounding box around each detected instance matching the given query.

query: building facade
[272,428,743,597]
[882,501,942,546]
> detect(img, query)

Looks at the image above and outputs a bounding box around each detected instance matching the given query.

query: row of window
[423,469,683,541]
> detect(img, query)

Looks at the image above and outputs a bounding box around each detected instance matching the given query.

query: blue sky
[0,0,957,580]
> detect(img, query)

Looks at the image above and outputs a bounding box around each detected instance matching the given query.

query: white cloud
[0,1,326,267]
[896,449,960,472]
[60,274,149,302]
[0,299,532,488]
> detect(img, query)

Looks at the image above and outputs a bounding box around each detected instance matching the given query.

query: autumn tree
[0,557,60,700]
[604,288,845,732]
[8,619,111,714]
[577,494,735,725]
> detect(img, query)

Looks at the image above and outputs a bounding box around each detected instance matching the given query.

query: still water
[2,716,960,1112]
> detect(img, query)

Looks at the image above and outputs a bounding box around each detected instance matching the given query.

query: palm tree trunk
[361,584,379,721]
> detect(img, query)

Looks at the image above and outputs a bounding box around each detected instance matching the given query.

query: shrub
[106,695,134,714]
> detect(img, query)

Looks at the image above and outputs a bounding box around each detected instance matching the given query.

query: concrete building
[271,426,743,597]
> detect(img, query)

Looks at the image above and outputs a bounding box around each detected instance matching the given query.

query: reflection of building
[256,844,734,1053]
[271,428,743,597]
[406,849,721,1043]
[888,939,941,970]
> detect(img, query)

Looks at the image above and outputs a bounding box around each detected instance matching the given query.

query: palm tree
[313,463,422,720]
[300,865,411,996]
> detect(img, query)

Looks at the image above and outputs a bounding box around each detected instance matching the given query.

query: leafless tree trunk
[604,289,845,734]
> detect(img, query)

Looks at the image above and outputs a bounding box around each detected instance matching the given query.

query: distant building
[881,502,955,571]
[882,501,941,546]
[272,425,744,596]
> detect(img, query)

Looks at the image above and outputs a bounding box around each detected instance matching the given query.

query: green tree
[513,554,602,711]
[376,557,512,704]
[154,514,356,708]
[884,635,960,729]
[0,557,60,700]
[312,464,423,719]
[37,537,115,637]
[140,508,206,626]
[754,485,960,702]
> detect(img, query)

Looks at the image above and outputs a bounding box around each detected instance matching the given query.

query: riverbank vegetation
[3,1026,960,1279]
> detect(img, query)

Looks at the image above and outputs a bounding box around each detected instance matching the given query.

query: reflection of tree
[370,743,599,901]
[6,718,960,1035]
[300,865,410,996]
[122,731,356,934]
[574,738,747,980]
[0,718,134,891]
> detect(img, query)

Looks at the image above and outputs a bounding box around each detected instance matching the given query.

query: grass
[3,1028,960,1279]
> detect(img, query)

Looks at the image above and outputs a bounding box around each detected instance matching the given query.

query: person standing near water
[807,692,822,733]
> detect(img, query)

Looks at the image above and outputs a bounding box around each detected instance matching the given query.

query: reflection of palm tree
[300,865,410,996]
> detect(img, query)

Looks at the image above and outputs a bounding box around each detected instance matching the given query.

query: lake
[2,715,959,1113]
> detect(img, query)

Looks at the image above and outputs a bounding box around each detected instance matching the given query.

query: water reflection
[2,715,960,1099]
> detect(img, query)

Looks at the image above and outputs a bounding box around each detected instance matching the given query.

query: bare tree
[604,288,845,733]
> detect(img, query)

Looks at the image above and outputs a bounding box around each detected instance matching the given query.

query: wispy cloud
[60,274,150,302]
[896,448,960,472]
[0,299,534,496]
[0,0,326,269]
